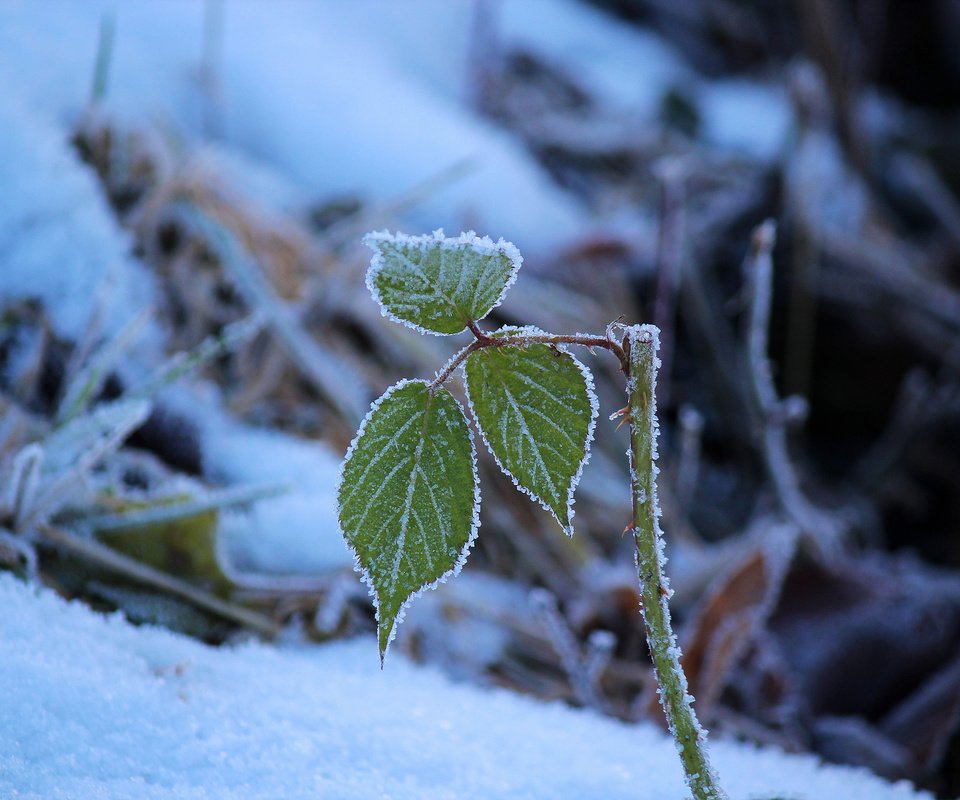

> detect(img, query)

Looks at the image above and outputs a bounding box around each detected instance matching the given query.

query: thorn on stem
[609,405,632,431]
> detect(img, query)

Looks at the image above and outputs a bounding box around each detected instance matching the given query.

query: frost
[1,443,43,530]
[364,229,522,336]
[463,326,598,536]
[20,399,152,530]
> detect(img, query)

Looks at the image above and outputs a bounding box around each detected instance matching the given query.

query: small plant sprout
[337,229,725,800]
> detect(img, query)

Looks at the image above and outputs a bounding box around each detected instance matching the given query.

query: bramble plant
[337,229,725,800]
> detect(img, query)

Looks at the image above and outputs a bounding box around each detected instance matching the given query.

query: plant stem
[430,319,725,798]
[626,324,725,800]
[429,327,627,390]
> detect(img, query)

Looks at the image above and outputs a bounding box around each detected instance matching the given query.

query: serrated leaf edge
[335,378,482,662]
[363,228,523,336]
[462,325,598,537]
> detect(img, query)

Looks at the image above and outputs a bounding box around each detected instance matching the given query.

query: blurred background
[1,1,959,795]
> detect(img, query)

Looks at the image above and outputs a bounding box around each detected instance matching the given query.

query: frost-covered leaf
[464,329,597,535]
[337,380,479,659]
[364,229,522,335]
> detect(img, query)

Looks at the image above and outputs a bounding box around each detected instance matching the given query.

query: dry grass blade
[124,312,265,401]
[79,482,288,533]
[56,308,152,425]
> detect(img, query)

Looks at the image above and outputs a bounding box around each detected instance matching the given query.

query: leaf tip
[377,625,390,667]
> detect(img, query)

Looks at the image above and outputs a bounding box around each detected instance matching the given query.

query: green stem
[627,324,725,800]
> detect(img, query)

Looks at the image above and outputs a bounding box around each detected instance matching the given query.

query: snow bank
[126,380,348,577]
[0,576,930,800]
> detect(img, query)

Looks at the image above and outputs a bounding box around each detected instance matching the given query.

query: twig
[583,629,616,700]
[627,325,725,800]
[0,528,38,580]
[320,159,475,253]
[679,230,759,456]
[890,152,960,248]
[428,325,628,391]
[4,443,43,531]
[124,313,265,401]
[56,308,152,425]
[89,11,116,105]
[529,588,610,713]
[744,221,839,545]
[652,157,687,409]
[37,524,280,636]
[314,571,359,635]
[854,369,960,492]
[21,400,152,532]
[200,0,224,138]
[465,0,501,114]
[676,405,704,510]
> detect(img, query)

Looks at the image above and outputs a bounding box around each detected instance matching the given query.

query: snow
[0,0,791,268]
[0,574,931,800]
[0,87,155,340]
[501,0,689,115]
[187,391,352,575]
[0,0,586,253]
[697,80,792,161]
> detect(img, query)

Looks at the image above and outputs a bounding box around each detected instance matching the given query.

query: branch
[428,324,628,391]
[744,221,841,546]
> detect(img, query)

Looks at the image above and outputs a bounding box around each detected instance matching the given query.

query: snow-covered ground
[0,575,930,800]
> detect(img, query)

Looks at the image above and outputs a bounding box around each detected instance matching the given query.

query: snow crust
[0,574,931,800]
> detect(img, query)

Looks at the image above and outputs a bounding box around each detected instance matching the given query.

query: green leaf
[364,229,522,335]
[464,328,597,535]
[337,380,479,659]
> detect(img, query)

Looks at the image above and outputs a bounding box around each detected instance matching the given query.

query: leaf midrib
[387,389,436,591]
